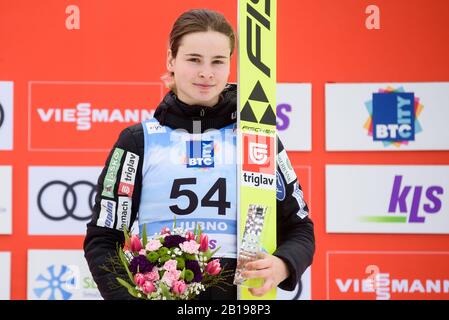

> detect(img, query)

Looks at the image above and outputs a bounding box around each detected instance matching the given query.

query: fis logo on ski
[186,140,214,168]
[363,86,423,147]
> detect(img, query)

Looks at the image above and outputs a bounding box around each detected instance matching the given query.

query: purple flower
[185,260,203,283]
[129,255,154,274]
[163,235,187,248]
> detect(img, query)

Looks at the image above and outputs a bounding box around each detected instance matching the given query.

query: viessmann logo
[29,81,163,151]
[328,252,449,300]
[37,102,154,131]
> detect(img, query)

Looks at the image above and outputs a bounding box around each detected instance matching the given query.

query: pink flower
[163,259,177,272]
[130,235,142,252]
[134,273,145,286]
[161,269,181,287]
[186,231,195,241]
[142,281,155,294]
[179,240,200,254]
[172,280,187,295]
[161,227,171,235]
[205,259,221,275]
[199,234,209,252]
[139,249,146,255]
[145,239,162,251]
[144,268,160,282]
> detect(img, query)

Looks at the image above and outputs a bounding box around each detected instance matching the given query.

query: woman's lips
[193,83,214,88]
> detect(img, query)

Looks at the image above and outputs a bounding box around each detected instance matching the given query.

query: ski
[235,0,277,300]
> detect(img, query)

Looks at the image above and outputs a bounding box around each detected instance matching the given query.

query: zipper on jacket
[200,108,205,117]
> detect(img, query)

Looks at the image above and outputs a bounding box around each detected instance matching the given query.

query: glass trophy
[234,204,268,288]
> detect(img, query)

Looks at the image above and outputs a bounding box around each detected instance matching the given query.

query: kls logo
[388,175,443,223]
[29,82,163,151]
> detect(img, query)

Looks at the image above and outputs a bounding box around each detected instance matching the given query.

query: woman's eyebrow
[184,53,228,59]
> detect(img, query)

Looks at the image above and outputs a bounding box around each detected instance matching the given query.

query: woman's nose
[199,68,214,79]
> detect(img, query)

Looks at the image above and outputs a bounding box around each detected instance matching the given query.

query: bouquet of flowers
[107,222,229,300]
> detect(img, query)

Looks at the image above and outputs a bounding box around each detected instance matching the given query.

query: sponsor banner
[326,82,449,150]
[326,165,449,234]
[0,81,13,150]
[276,83,311,151]
[277,266,311,300]
[28,81,163,151]
[28,166,102,235]
[0,166,12,234]
[327,251,449,300]
[0,252,11,300]
[27,250,102,300]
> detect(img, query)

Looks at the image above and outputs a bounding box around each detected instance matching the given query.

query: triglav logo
[37,103,154,131]
[242,133,275,189]
[362,175,444,224]
[33,264,78,300]
[249,142,268,165]
[364,86,424,147]
[38,180,96,221]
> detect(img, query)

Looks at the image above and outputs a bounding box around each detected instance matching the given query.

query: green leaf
[124,228,130,250]
[116,277,134,291]
[142,223,148,248]
[160,282,173,300]
[173,216,177,229]
[116,278,141,298]
[208,246,221,259]
[118,249,134,283]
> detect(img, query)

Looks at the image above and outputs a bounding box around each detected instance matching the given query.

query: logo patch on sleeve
[116,197,132,231]
[292,182,308,219]
[102,147,124,198]
[277,149,296,184]
[276,171,286,201]
[118,151,139,197]
[97,199,116,228]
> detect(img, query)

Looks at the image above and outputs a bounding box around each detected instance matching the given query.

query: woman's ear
[167,49,174,72]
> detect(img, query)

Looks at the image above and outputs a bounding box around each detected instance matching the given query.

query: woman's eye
[188,58,200,63]
[213,60,224,64]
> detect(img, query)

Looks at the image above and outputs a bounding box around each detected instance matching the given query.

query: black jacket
[83,84,315,300]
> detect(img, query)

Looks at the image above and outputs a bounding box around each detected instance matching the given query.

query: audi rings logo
[37,180,96,221]
[0,103,4,128]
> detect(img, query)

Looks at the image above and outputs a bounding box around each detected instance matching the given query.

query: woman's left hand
[242,252,290,297]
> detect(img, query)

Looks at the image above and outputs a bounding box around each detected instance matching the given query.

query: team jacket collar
[154,84,237,133]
